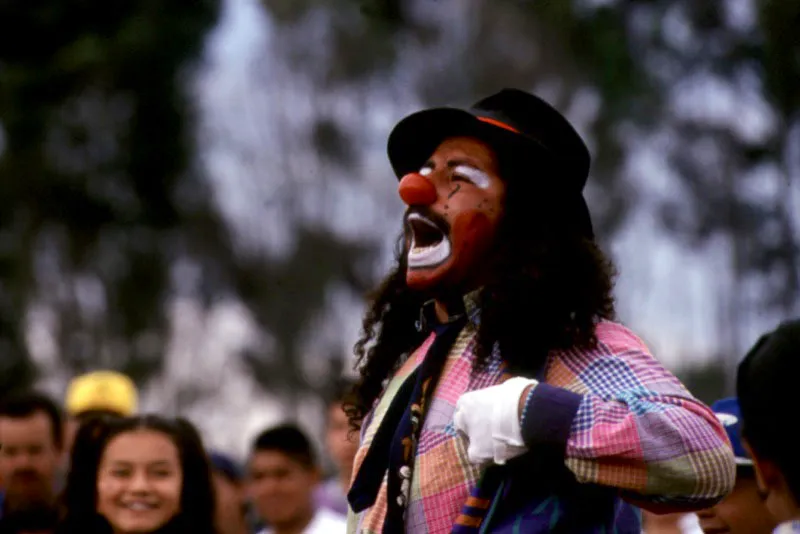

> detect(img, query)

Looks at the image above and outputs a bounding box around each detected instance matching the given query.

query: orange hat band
[476,116,520,134]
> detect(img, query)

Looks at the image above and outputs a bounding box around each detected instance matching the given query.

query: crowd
[0,371,355,534]
[2,320,799,534]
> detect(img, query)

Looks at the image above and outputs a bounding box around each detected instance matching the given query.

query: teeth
[123,502,154,511]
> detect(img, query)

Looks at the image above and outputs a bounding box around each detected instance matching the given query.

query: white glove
[453,377,538,465]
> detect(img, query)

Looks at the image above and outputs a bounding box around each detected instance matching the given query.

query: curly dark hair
[347,152,617,430]
[58,414,218,534]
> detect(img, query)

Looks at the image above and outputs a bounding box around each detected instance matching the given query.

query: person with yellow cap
[62,370,138,456]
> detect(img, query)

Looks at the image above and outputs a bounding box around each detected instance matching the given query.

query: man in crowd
[346,88,735,533]
[737,319,800,533]
[315,380,358,516]
[62,370,138,455]
[0,392,63,534]
[696,397,776,533]
[209,450,251,534]
[249,424,346,534]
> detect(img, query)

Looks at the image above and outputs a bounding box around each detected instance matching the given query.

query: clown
[346,89,735,533]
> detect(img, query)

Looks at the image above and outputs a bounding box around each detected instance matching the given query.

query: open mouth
[406,213,451,269]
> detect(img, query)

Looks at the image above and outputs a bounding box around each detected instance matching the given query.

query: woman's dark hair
[346,148,617,429]
[59,414,218,534]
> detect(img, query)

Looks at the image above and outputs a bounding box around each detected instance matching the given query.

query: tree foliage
[0,0,221,393]
[640,0,800,318]
[0,0,375,401]
[676,360,727,407]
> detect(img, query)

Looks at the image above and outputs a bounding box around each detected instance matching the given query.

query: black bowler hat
[387,88,594,238]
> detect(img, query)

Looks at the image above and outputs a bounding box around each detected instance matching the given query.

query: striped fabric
[348,321,509,534]
[347,312,735,533]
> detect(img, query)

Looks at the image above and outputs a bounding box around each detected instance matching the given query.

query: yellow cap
[65,371,138,417]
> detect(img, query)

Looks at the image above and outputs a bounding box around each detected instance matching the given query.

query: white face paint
[453,164,491,189]
[419,165,433,176]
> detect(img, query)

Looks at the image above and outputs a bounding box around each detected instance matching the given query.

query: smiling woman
[57,415,218,534]
[96,430,182,532]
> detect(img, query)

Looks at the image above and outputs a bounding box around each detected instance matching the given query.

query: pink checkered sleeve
[520,322,736,511]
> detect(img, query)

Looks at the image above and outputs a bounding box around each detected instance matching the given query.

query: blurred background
[0,0,798,458]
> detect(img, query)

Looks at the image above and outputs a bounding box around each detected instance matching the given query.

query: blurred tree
[0,0,221,393]
[628,0,800,389]
[676,360,727,406]
[0,0,377,405]
[260,0,652,240]
[237,227,374,401]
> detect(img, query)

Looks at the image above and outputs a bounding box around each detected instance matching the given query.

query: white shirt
[679,514,704,534]
[641,512,703,533]
[258,508,347,534]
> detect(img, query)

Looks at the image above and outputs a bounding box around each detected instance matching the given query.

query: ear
[744,439,783,496]
[310,466,322,485]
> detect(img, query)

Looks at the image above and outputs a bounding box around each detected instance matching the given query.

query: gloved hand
[453,377,538,465]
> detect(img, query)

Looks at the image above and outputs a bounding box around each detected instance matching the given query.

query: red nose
[398,173,437,206]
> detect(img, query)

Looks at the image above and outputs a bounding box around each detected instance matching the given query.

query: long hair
[347,151,617,430]
[59,414,218,534]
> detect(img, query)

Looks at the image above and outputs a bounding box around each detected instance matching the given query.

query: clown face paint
[398,137,506,293]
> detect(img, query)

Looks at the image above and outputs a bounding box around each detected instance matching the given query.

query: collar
[416,289,482,333]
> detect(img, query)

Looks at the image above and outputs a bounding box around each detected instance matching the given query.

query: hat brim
[387,107,540,178]
[386,107,594,238]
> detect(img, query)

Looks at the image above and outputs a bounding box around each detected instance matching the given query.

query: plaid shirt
[348,301,735,533]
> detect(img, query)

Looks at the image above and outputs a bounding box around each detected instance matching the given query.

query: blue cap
[208,450,244,482]
[710,397,752,466]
